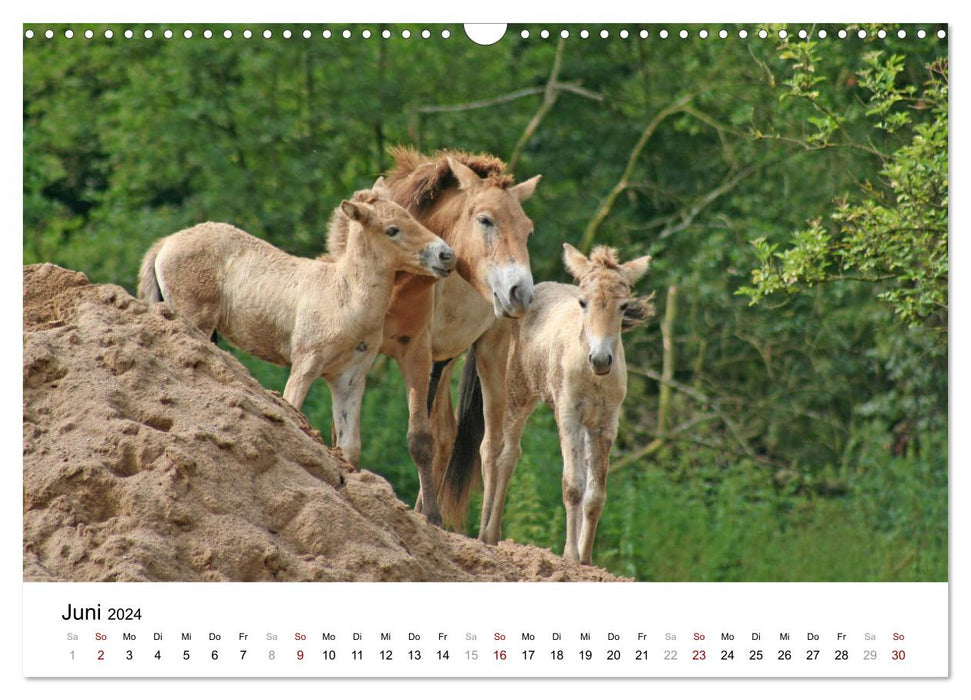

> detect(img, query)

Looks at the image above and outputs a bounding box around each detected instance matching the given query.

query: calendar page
[17,4,956,694]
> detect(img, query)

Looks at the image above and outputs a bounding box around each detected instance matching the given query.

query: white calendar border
[7,1,962,697]
[22,581,948,679]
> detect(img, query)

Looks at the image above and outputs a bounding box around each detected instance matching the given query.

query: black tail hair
[427,358,453,415]
[439,345,485,527]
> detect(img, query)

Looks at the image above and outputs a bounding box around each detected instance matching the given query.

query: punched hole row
[23,27,947,41]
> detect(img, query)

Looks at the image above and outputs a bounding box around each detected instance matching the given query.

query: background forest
[23,23,948,581]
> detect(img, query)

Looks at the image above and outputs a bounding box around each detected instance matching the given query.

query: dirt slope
[22,264,622,582]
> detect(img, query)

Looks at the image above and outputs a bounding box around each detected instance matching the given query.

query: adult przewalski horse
[138,186,455,466]
[328,147,541,526]
[443,244,654,565]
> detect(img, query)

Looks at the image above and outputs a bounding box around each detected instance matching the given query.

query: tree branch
[413,82,602,116]
[618,154,786,239]
[610,433,784,473]
[626,362,760,464]
[627,365,709,406]
[579,93,696,253]
[656,286,678,437]
[415,86,547,114]
[655,163,759,241]
[410,40,601,172]
[508,38,565,172]
[751,131,885,158]
[609,414,720,473]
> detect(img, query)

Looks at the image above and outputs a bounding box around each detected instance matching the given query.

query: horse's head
[340,185,456,279]
[446,157,541,319]
[563,243,652,376]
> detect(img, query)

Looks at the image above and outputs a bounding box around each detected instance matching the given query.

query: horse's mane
[323,187,386,259]
[385,146,514,210]
[587,245,622,271]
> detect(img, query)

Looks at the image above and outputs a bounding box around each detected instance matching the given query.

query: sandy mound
[23,264,622,582]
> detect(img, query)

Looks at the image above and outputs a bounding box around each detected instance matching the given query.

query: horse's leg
[283,351,326,411]
[174,302,220,342]
[480,398,535,545]
[556,409,586,562]
[396,329,442,526]
[327,354,374,467]
[419,359,456,511]
[577,422,618,565]
[155,255,220,339]
[473,323,512,542]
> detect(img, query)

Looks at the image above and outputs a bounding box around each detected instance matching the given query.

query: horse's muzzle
[587,335,616,375]
[423,242,456,278]
[488,263,534,318]
[589,352,613,375]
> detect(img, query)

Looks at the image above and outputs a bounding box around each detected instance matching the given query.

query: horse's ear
[371,176,389,196]
[341,200,373,225]
[447,156,482,191]
[562,243,589,279]
[620,255,651,285]
[509,174,542,203]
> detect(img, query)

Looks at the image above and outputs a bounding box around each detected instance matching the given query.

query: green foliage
[24,23,947,581]
[596,439,946,581]
[741,49,948,333]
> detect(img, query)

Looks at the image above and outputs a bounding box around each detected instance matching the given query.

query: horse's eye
[386,225,400,237]
[477,215,494,227]
[619,301,630,311]
[578,299,588,310]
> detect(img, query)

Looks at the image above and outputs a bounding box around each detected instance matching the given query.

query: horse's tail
[427,358,452,415]
[138,238,166,303]
[439,345,484,529]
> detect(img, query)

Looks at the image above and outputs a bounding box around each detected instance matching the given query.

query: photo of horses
[23,24,947,583]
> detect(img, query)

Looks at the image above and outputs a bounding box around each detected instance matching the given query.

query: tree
[741,45,947,336]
